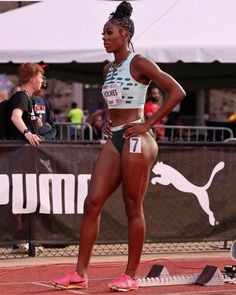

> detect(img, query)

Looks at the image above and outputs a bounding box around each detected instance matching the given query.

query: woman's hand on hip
[103,119,112,138]
[123,122,149,139]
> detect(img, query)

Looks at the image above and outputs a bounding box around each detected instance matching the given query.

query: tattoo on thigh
[129,137,142,153]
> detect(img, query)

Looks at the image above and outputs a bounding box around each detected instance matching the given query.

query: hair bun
[110,1,133,19]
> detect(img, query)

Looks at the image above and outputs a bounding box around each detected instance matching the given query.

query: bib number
[102,83,123,106]
[129,137,142,153]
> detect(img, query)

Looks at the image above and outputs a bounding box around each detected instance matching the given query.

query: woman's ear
[120,28,130,42]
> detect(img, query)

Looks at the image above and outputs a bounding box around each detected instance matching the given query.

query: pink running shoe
[51,272,88,289]
[108,273,139,292]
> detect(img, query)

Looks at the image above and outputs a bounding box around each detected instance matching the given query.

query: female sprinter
[52,1,185,292]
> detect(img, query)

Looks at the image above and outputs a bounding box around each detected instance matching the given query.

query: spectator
[53,108,64,123]
[0,88,9,139]
[5,62,43,146]
[68,102,83,139]
[144,86,165,140]
[0,88,8,102]
[32,88,56,140]
[84,112,103,140]
[4,64,44,253]
[10,85,21,96]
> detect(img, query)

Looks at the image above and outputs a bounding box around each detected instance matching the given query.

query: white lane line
[0,281,42,285]
[146,290,236,295]
[31,282,88,294]
[0,276,113,285]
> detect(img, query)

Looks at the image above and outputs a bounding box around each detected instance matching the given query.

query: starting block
[138,264,224,287]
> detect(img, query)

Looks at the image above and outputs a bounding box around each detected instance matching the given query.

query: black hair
[146,85,164,102]
[109,1,135,42]
[71,102,77,108]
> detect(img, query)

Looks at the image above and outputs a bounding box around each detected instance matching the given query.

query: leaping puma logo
[151,161,225,226]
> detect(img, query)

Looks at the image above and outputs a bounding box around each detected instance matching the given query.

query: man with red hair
[6,63,44,146]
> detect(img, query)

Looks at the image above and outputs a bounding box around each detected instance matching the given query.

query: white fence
[53,122,234,143]
[154,125,234,143]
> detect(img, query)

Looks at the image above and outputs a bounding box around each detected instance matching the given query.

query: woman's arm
[102,63,113,138]
[133,55,186,130]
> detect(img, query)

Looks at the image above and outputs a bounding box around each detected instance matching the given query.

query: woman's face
[94,116,103,128]
[102,20,125,53]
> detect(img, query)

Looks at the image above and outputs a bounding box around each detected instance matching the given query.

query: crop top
[102,52,149,109]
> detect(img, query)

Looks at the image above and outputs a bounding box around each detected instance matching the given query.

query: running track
[1,257,236,294]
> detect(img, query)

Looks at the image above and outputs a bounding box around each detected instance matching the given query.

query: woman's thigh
[121,133,158,204]
[86,139,122,207]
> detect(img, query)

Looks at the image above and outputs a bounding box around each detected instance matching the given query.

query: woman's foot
[108,273,139,292]
[51,272,88,289]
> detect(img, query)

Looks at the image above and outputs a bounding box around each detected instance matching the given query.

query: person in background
[144,86,165,140]
[52,1,185,292]
[0,88,9,139]
[32,88,56,140]
[0,88,8,102]
[9,85,22,96]
[68,102,84,139]
[4,63,44,254]
[6,62,43,146]
[84,112,103,140]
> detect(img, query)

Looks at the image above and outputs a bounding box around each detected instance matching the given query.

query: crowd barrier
[53,122,234,143]
[54,122,94,141]
[0,141,235,257]
[154,125,234,142]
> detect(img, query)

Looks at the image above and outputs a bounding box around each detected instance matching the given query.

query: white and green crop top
[102,52,149,109]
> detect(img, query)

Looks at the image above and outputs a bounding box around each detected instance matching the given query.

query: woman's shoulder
[131,52,160,78]
[131,53,154,67]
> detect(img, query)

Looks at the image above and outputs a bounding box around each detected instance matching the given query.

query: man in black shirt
[6,63,44,147]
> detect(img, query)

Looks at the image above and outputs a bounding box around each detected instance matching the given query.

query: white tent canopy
[0,0,236,63]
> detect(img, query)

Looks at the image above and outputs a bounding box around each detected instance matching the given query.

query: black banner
[0,142,235,243]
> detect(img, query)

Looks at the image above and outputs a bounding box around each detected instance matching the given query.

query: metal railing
[154,125,234,143]
[54,122,94,141]
[53,122,234,143]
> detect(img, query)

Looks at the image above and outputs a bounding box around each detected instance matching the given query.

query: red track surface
[0,257,236,295]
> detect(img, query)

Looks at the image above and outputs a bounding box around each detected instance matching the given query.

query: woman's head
[103,1,134,52]
[90,113,103,129]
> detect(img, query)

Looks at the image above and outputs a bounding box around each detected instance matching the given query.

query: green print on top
[103,52,149,109]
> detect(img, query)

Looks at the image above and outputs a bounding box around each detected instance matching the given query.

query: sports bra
[102,52,149,109]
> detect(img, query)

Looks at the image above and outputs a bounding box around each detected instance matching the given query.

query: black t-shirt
[84,126,103,140]
[6,91,38,140]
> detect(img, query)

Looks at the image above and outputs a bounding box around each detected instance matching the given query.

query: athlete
[52,1,185,292]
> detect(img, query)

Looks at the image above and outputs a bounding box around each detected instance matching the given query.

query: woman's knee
[124,197,143,219]
[83,197,103,217]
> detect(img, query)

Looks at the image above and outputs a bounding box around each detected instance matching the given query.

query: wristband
[23,129,29,135]
[24,131,32,140]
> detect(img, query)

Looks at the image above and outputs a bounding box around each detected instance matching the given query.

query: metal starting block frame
[138,264,225,287]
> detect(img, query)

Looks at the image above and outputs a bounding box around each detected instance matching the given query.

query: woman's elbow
[180,88,186,100]
[176,86,186,102]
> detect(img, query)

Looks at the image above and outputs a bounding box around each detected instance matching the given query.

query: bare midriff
[109,108,144,127]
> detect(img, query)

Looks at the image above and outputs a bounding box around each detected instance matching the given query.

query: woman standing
[52,1,185,292]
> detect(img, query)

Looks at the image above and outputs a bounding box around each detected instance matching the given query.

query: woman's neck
[113,48,131,67]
